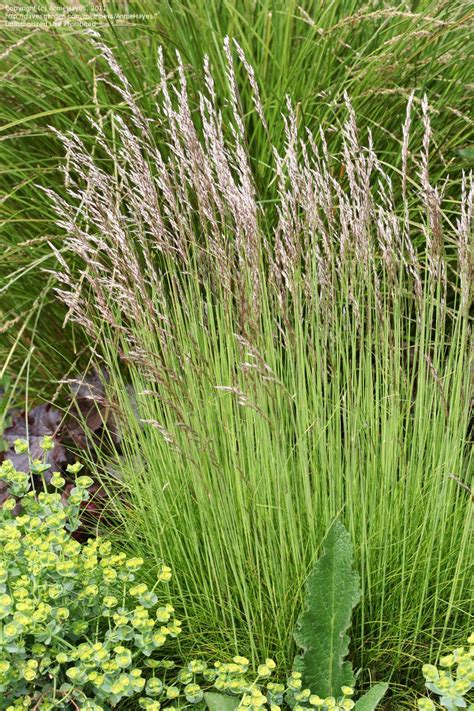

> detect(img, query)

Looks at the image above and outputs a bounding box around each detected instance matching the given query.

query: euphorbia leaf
[204,692,240,710]
[353,682,388,709]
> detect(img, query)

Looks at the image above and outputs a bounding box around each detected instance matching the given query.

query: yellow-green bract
[0,455,180,710]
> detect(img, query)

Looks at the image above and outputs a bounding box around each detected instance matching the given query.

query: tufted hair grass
[39,39,474,708]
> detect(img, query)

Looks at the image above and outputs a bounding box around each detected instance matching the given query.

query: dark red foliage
[2,405,67,476]
[0,368,121,535]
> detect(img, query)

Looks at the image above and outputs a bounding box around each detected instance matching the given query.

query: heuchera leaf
[293,520,361,698]
[2,405,66,474]
[353,682,388,710]
[0,367,131,535]
[204,692,240,711]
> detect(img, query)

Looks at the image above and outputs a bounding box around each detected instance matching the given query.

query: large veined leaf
[353,683,388,709]
[204,692,240,710]
[293,520,361,697]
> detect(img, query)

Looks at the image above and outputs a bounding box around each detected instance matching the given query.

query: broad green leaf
[293,521,360,697]
[204,692,240,711]
[353,682,389,710]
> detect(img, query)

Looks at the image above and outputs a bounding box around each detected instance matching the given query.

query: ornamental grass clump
[0,447,181,710]
[43,36,472,703]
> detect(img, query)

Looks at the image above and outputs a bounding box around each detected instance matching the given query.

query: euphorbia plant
[0,446,181,710]
[417,635,474,710]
